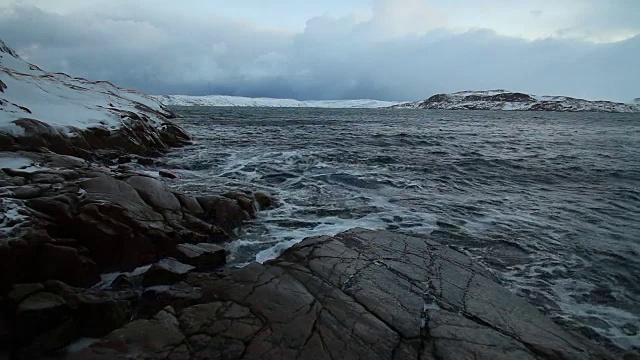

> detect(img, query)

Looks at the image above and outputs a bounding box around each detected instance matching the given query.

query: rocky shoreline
[0,39,623,359]
[0,131,279,357]
[0,122,619,360]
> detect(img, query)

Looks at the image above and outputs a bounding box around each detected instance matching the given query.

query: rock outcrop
[0,151,274,292]
[0,39,190,159]
[394,90,640,112]
[67,229,614,360]
[0,150,276,358]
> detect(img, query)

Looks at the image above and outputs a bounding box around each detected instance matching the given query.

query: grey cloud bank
[1,3,638,102]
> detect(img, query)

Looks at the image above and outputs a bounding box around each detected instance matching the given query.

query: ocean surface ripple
[165,107,640,353]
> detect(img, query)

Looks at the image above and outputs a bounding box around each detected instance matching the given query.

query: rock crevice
[65,229,613,360]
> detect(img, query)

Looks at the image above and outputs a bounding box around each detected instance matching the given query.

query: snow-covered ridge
[0,39,172,135]
[394,90,640,113]
[153,94,401,108]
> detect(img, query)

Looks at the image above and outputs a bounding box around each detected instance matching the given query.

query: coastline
[0,40,623,359]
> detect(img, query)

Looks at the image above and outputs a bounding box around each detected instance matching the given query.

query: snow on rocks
[0,39,190,158]
[153,94,401,108]
[394,89,640,112]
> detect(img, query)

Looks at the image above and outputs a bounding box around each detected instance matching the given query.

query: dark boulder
[125,176,182,212]
[66,307,185,360]
[14,292,74,350]
[136,283,202,319]
[159,170,179,179]
[142,258,195,287]
[253,191,274,209]
[39,243,99,287]
[45,280,137,338]
[174,243,226,271]
[174,193,204,216]
[196,195,250,232]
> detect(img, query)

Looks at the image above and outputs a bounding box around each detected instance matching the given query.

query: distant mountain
[393,90,640,113]
[633,97,640,104]
[153,94,400,108]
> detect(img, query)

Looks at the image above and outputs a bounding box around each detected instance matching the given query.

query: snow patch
[0,39,171,135]
[153,94,401,108]
[0,198,28,237]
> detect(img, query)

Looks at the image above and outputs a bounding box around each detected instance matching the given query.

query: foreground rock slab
[72,228,613,360]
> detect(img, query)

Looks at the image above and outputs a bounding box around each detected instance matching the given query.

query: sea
[164,106,640,353]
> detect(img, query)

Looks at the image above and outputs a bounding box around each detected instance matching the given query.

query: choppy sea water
[164,107,640,353]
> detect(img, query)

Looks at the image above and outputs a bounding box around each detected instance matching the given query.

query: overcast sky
[0,0,638,101]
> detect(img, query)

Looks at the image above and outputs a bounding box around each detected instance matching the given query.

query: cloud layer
[0,1,638,101]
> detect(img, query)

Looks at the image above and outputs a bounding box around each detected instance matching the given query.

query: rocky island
[393,90,640,112]
[0,40,617,359]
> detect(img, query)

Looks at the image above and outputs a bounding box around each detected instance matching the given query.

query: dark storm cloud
[0,4,638,101]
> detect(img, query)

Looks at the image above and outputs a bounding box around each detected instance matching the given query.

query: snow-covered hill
[394,90,640,112]
[153,94,400,108]
[0,39,173,136]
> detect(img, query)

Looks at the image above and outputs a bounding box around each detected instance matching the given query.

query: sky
[0,0,639,102]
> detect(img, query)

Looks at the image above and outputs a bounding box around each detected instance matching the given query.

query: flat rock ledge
[66,229,613,360]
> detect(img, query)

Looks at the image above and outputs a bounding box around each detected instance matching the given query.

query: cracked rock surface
[71,228,613,360]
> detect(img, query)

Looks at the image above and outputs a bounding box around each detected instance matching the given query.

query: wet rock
[224,191,258,219]
[136,157,156,166]
[174,243,226,271]
[253,191,274,209]
[196,195,250,232]
[5,185,43,199]
[142,259,195,287]
[159,170,179,179]
[75,229,614,360]
[68,306,184,360]
[174,193,204,216]
[117,156,132,164]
